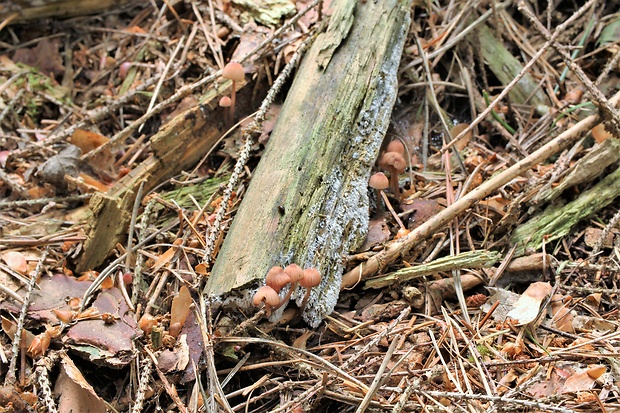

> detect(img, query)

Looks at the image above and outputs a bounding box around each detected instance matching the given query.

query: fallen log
[205,0,412,326]
[1,0,140,23]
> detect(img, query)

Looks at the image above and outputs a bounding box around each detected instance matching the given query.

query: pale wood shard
[206,0,412,327]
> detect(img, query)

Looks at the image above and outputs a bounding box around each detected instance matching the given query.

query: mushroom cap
[380,152,406,173]
[369,172,389,190]
[265,266,291,293]
[300,268,321,288]
[219,96,232,107]
[222,62,245,81]
[253,286,280,307]
[386,139,405,155]
[284,264,304,283]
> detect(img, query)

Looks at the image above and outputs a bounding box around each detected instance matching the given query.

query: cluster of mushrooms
[253,264,321,317]
[368,139,411,238]
[373,139,406,195]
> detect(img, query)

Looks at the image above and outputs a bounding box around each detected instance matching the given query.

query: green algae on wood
[473,23,549,114]
[364,250,501,290]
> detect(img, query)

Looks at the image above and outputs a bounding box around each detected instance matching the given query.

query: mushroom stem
[298,267,321,316]
[389,166,399,195]
[379,190,406,231]
[272,282,297,311]
[374,189,384,216]
[230,80,237,123]
[299,289,312,314]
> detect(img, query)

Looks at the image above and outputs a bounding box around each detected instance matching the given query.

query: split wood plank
[76,80,236,272]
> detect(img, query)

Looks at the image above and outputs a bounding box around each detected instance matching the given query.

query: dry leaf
[358,217,391,251]
[170,286,192,338]
[54,354,106,413]
[497,369,518,395]
[479,195,510,215]
[0,151,9,168]
[2,251,28,274]
[68,129,110,154]
[194,263,208,275]
[591,123,612,143]
[561,369,597,393]
[292,330,313,350]
[550,294,574,333]
[152,246,175,270]
[584,293,602,312]
[507,282,552,325]
[450,123,472,151]
[586,365,606,380]
[13,38,64,78]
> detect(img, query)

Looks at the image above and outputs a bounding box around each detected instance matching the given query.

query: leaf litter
[1,0,620,412]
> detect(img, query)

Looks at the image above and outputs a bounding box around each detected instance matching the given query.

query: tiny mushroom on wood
[277,264,304,306]
[299,267,321,313]
[386,139,405,156]
[265,266,291,293]
[253,285,280,317]
[369,172,389,215]
[221,61,244,123]
[378,151,406,196]
[219,95,232,126]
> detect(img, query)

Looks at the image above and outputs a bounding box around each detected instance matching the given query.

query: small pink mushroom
[253,286,280,317]
[299,267,321,313]
[221,62,244,123]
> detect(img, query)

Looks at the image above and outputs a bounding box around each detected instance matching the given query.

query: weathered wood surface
[1,0,140,22]
[364,250,501,290]
[511,163,620,256]
[534,138,620,204]
[77,80,236,272]
[206,0,412,326]
[472,23,549,113]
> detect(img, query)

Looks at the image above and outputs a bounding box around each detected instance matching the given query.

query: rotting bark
[76,80,238,272]
[511,163,620,256]
[206,0,412,327]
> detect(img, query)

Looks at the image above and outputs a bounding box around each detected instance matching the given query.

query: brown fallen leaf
[550,294,575,333]
[170,286,192,338]
[507,282,552,325]
[450,123,472,151]
[292,330,313,350]
[561,368,599,394]
[54,354,107,413]
[2,251,28,274]
[13,38,64,78]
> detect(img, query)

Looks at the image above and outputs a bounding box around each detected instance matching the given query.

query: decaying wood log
[76,80,236,272]
[1,0,140,23]
[511,163,620,255]
[206,0,412,326]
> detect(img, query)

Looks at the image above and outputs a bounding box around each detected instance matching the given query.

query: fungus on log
[205,0,412,326]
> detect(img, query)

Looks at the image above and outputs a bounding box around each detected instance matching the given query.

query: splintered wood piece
[77,80,240,272]
[206,0,412,327]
